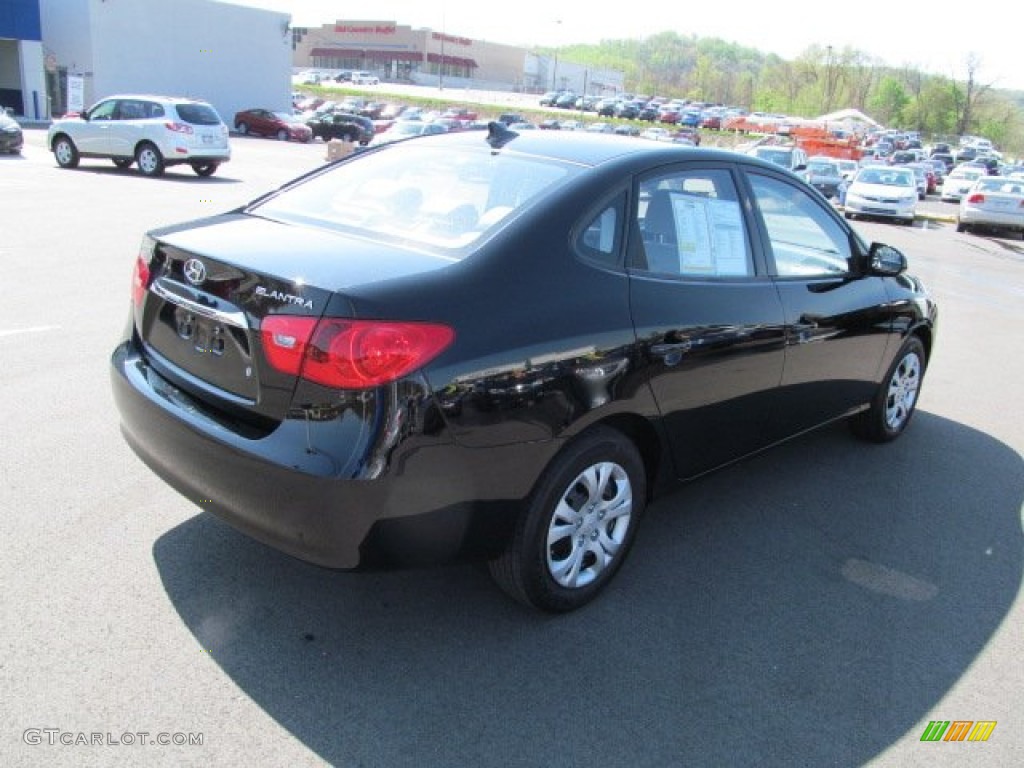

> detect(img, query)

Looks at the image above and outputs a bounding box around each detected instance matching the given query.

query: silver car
[843,166,917,224]
[47,94,231,177]
[940,166,986,202]
[956,176,1024,238]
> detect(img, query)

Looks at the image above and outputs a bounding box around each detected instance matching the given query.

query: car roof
[384,125,783,171]
[94,94,212,104]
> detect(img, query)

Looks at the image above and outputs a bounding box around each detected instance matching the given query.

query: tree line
[555,33,1024,155]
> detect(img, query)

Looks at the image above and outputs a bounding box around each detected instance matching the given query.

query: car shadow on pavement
[74,166,242,184]
[153,411,1023,767]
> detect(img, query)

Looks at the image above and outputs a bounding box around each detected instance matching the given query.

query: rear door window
[635,168,754,278]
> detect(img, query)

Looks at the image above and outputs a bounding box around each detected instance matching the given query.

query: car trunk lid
[133,214,456,422]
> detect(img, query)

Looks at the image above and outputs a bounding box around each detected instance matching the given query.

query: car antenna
[486,121,519,150]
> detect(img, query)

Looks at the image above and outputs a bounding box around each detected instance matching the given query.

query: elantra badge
[183,258,207,286]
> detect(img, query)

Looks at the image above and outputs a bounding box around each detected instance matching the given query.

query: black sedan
[111,124,937,612]
[0,107,23,154]
[305,112,374,144]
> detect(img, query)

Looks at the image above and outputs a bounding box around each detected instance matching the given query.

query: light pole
[824,44,834,112]
[551,19,562,91]
[439,12,446,91]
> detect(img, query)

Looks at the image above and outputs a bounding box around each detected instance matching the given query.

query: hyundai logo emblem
[183,258,207,286]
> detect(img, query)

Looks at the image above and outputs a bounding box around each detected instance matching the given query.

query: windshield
[754,147,794,167]
[174,103,221,126]
[856,168,915,186]
[807,161,838,175]
[249,142,578,252]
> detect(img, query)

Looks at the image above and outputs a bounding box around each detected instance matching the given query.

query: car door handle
[792,321,818,344]
[651,340,693,356]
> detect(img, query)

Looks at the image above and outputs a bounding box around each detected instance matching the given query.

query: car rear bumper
[111,339,547,569]
[167,147,231,164]
[959,208,1024,230]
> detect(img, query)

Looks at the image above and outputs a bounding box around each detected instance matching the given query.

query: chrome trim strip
[151,278,248,329]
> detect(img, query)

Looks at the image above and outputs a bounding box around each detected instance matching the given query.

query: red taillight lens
[261,317,454,389]
[131,256,150,307]
[165,121,194,135]
[966,193,985,204]
[261,316,318,376]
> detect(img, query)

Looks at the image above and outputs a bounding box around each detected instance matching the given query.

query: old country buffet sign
[335,24,397,34]
[432,31,472,47]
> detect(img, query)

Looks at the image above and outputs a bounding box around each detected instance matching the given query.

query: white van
[351,71,380,85]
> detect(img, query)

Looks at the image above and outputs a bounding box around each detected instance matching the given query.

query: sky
[226,0,1021,91]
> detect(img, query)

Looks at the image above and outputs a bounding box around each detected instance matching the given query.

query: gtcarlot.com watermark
[23,728,203,747]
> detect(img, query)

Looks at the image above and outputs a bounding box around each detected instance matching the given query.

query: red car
[233,108,312,142]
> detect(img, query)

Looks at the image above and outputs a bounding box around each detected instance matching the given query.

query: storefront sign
[432,32,472,47]
[335,24,396,34]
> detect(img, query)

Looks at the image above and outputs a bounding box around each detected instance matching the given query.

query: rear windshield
[249,142,578,252]
[174,103,222,126]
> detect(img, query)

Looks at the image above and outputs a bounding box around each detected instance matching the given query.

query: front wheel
[276,129,288,141]
[53,135,80,168]
[850,336,926,442]
[236,122,248,135]
[191,162,218,177]
[135,142,165,177]
[488,427,646,612]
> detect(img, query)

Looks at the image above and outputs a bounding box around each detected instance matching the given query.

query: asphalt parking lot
[1,129,1021,768]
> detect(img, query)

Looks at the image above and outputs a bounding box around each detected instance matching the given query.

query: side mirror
[868,242,907,275]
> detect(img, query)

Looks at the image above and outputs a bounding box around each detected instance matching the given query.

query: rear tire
[135,142,165,177]
[191,162,218,177]
[488,426,646,612]
[53,135,80,168]
[850,336,926,443]
[956,221,967,233]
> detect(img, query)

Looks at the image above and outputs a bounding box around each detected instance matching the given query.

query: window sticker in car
[668,194,749,277]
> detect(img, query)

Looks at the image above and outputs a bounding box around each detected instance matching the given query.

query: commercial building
[0,0,47,118]
[3,0,291,121]
[293,19,623,95]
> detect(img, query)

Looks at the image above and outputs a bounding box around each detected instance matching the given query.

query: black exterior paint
[111,131,937,570]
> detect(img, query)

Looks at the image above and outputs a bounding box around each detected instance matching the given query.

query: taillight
[131,257,151,307]
[966,193,985,204]
[131,236,156,306]
[164,121,194,135]
[261,316,317,376]
[261,317,454,389]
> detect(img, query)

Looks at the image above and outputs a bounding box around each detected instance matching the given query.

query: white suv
[47,94,231,177]
[350,71,380,85]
